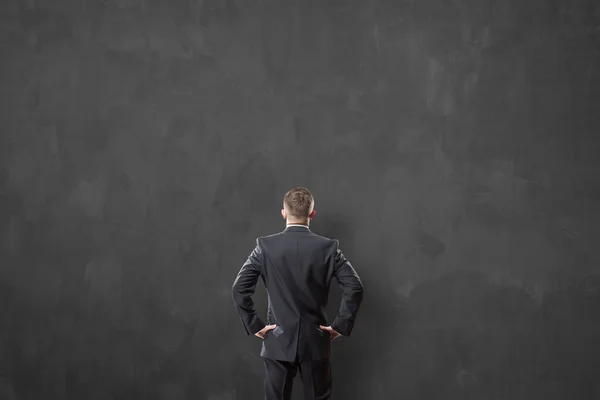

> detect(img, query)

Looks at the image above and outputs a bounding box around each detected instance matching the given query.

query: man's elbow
[232,282,251,300]
[354,279,364,292]
[357,286,364,299]
[353,281,364,301]
[346,282,363,298]
[231,274,244,293]
[231,283,243,301]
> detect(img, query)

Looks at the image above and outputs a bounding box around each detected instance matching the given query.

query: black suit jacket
[232,225,364,362]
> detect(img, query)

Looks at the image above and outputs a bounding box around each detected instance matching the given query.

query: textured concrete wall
[1,0,599,399]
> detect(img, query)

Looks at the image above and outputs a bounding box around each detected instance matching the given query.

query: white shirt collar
[286,224,309,228]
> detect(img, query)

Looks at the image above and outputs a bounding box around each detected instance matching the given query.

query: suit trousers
[263,356,332,400]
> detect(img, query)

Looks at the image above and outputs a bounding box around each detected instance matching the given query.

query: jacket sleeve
[232,239,266,336]
[330,240,364,337]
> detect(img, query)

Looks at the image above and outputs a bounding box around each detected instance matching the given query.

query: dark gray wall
[1,0,599,399]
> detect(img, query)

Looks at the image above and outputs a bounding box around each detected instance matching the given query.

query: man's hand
[319,325,342,341]
[255,324,277,339]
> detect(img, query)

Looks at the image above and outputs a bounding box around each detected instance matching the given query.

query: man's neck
[286,221,309,227]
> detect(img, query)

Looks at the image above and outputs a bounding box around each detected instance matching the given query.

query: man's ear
[309,209,316,220]
[281,209,286,219]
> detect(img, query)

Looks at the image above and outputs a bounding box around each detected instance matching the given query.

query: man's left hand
[255,324,277,339]
[319,325,342,341]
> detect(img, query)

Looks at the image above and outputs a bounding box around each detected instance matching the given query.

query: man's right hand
[255,324,277,340]
[319,325,342,341]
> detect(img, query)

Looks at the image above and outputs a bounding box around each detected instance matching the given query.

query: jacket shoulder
[258,232,283,240]
[310,233,336,244]
[257,231,336,246]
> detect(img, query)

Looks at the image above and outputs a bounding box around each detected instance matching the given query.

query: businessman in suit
[232,187,364,400]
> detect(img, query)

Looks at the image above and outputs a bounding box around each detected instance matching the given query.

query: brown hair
[283,187,314,219]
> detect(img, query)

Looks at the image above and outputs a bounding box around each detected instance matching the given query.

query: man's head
[281,187,316,224]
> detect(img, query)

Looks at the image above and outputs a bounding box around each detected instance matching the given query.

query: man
[232,187,364,400]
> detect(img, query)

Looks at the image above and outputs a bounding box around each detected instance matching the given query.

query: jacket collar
[283,224,311,232]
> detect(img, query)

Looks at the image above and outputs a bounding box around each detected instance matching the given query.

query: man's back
[231,187,363,400]
[232,225,364,362]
